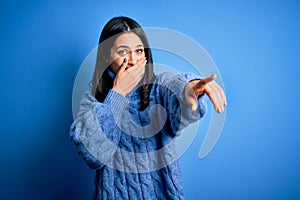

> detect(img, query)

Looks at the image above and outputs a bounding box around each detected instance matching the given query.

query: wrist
[111,87,126,96]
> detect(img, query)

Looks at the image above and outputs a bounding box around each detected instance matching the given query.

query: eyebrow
[116,44,144,49]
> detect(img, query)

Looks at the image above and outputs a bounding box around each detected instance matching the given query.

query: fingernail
[123,58,126,62]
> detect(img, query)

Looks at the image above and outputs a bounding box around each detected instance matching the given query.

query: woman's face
[108,32,145,73]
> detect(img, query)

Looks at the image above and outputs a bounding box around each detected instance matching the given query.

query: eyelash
[118,49,144,56]
[136,49,144,54]
[117,50,128,55]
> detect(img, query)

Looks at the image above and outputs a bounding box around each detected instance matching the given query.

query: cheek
[109,53,125,73]
[110,58,123,73]
[141,51,146,57]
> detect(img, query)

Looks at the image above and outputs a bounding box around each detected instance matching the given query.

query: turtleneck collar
[107,68,116,79]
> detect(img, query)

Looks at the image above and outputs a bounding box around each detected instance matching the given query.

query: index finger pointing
[196,74,217,88]
[203,74,216,84]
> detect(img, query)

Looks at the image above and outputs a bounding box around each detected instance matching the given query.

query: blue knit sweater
[70,72,207,200]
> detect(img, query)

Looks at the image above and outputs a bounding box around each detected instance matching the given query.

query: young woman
[70,16,226,200]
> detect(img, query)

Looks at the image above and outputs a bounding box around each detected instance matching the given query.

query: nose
[127,51,137,66]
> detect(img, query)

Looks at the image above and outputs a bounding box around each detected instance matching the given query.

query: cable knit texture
[70,72,207,200]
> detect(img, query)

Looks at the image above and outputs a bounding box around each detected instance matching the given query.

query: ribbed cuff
[104,89,129,114]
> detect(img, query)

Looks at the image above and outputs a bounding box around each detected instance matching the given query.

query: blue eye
[136,49,144,54]
[118,50,128,56]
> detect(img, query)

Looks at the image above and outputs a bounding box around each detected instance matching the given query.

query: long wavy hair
[92,16,155,110]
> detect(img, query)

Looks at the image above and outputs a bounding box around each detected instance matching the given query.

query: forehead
[113,32,143,48]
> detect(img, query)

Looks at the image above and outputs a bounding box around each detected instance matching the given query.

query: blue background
[1,0,300,199]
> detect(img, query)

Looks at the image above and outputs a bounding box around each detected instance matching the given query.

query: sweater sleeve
[69,90,128,170]
[155,72,207,136]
